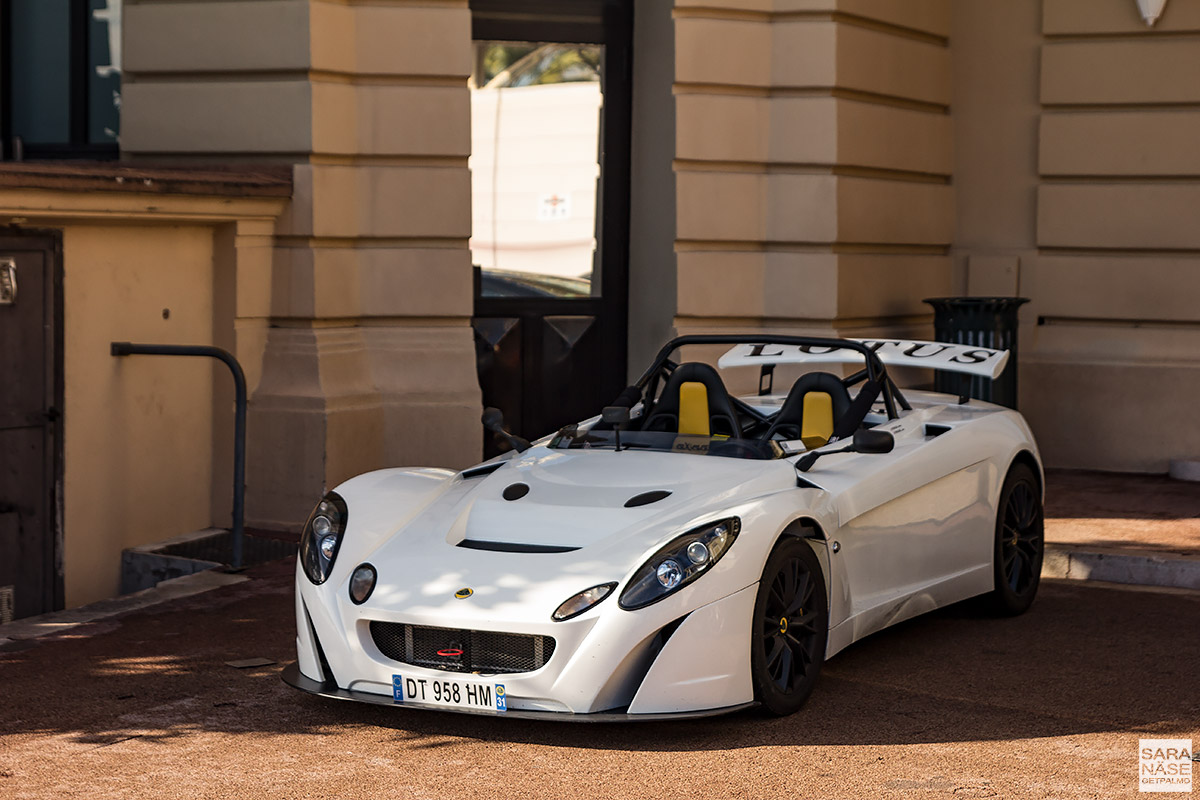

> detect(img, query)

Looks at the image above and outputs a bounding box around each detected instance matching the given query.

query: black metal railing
[110,342,247,569]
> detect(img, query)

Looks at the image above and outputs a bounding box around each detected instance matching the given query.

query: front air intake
[369,622,556,675]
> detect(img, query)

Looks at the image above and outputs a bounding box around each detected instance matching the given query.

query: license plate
[392,674,507,713]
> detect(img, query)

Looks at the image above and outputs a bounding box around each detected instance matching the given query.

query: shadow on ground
[3,560,1197,755]
[1045,469,1200,522]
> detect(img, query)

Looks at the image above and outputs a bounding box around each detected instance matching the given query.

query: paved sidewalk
[1043,469,1200,590]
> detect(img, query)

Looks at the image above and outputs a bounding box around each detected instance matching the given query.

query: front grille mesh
[369,621,556,675]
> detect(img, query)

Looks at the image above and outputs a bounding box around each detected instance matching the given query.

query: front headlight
[552,582,617,622]
[619,517,740,610]
[300,491,348,584]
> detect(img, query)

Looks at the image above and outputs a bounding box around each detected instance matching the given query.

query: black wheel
[984,462,1044,615]
[750,538,828,716]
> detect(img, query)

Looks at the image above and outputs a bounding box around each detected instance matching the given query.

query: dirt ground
[1044,470,1200,557]
[2,558,1197,800]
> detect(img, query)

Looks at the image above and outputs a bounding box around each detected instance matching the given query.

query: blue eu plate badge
[392,675,404,704]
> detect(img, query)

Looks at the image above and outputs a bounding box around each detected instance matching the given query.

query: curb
[0,569,248,650]
[1043,543,1200,591]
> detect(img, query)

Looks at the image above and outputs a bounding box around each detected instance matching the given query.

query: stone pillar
[1024,0,1200,471]
[121,0,481,529]
[673,0,954,352]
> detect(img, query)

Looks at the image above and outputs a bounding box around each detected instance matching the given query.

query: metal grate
[369,621,555,675]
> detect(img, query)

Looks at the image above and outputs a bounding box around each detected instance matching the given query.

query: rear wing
[717,339,1009,380]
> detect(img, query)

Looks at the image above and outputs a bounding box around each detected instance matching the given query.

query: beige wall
[671,0,954,383]
[1027,0,1200,472]
[672,0,1200,472]
[122,0,482,530]
[64,225,215,606]
[672,1,954,347]
[0,186,286,606]
[950,0,1200,472]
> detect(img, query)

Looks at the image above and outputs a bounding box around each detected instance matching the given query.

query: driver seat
[762,372,852,448]
[643,363,742,438]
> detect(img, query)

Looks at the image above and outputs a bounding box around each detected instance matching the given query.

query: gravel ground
[2,559,1197,800]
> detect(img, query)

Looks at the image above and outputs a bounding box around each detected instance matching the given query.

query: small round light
[319,533,338,560]
[686,541,710,565]
[656,559,683,590]
[349,564,376,604]
[312,515,333,537]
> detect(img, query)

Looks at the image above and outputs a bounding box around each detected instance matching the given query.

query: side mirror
[796,428,895,473]
[481,407,532,453]
[482,407,505,433]
[852,428,894,455]
[601,406,630,452]
[601,406,630,429]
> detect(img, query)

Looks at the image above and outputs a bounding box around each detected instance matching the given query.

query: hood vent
[457,539,579,554]
[502,482,530,501]
[624,490,672,508]
[462,462,505,479]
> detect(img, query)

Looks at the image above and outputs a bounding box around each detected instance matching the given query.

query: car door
[823,415,995,640]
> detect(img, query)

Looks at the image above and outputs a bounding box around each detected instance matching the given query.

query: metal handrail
[110,342,247,569]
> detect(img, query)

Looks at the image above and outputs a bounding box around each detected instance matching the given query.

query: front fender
[324,467,458,585]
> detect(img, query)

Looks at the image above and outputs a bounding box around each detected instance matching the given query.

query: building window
[1,0,121,160]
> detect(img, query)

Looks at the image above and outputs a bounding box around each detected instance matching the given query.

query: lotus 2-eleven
[282,334,1045,720]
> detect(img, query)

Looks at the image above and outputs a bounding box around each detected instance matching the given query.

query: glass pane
[89,0,122,144]
[470,41,604,299]
[10,0,72,144]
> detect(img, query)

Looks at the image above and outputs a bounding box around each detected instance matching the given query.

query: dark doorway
[470,0,633,457]
[0,232,63,623]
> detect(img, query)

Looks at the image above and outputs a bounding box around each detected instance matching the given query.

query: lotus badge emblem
[454,587,473,599]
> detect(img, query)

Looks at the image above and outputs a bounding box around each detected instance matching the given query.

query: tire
[750,537,829,716]
[983,462,1044,616]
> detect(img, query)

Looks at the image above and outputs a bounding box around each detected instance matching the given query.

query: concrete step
[1043,542,1200,591]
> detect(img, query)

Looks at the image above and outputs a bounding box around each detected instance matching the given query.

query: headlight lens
[619,518,740,610]
[348,563,377,605]
[300,491,348,584]
[552,582,617,622]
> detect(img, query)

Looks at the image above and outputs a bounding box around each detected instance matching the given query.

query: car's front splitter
[280,663,758,723]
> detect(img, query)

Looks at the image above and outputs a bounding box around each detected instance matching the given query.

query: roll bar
[634,334,901,420]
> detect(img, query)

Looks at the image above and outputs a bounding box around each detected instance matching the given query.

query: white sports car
[282,335,1044,720]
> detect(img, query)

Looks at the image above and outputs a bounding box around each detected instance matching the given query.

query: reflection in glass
[89,0,122,144]
[10,0,72,144]
[470,42,604,298]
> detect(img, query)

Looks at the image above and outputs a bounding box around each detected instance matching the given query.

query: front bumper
[281,663,757,722]
[294,563,761,716]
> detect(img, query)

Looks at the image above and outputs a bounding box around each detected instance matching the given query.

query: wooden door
[0,233,62,622]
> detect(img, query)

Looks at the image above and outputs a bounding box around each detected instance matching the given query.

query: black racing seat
[762,372,851,447]
[642,362,742,438]
[763,371,888,450]
[763,371,882,447]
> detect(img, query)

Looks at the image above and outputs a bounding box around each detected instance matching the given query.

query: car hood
[453,447,785,550]
[345,447,798,619]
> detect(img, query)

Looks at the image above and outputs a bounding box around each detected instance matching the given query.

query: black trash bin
[923,297,1029,409]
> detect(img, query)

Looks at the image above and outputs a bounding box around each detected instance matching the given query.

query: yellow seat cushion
[800,391,834,449]
[678,381,710,436]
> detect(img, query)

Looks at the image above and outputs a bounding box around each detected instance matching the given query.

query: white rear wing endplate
[717,339,1010,380]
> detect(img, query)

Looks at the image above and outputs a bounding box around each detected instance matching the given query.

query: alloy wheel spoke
[787,573,811,616]
[1002,549,1018,570]
[775,644,794,690]
[765,635,785,674]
